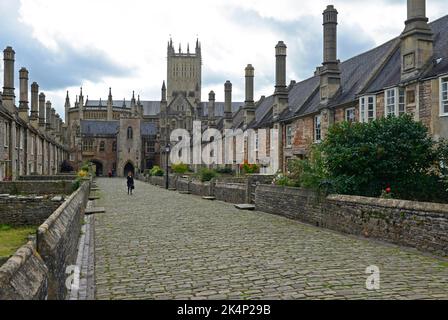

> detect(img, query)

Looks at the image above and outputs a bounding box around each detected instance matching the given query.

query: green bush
[320,115,448,202]
[150,166,164,177]
[198,168,218,182]
[216,167,234,175]
[72,179,81,192]
[171,163,189,175]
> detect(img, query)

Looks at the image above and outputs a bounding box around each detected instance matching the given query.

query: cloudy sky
[0,0,447,121]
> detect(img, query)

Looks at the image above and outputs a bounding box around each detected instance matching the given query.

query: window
[127,127,133,139]
[99,141,105,152]
[359,96,376,123]
[3,122,9,147]
[345,108,356,123]
[82,139,94,152]
[386,87,406,117]
[286,125,293,147]
[441,77,448,116]
[314,115,321,143]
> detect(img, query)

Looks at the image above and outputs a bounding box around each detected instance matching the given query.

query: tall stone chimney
[224,81,233,129]
[243,64,255,126]
[18,68,30,122]
[2,47,15,112]
[320,5,341,103]
[51,108,56,131]
[46,101,52,132]
[273,41,289,119]
[107,87,113,121]
[30,82,39,128]
[39,93,46,128]
[400,0,433,81]
[208,90,216,127]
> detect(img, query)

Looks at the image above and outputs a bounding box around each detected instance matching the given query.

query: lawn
[0,225,37,259]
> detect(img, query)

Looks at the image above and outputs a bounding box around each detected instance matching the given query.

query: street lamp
[165,143,171,189]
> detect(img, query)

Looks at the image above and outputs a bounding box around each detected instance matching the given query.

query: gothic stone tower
[167,38,202,108]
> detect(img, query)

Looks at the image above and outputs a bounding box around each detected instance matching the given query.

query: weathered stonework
[0,181,73,195]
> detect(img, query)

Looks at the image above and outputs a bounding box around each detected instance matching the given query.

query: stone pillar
[320,5,341,102]
[30,82,39,127]
[208,90,215,128]
[244,64,255,126]
[401,0,433,81]
[39,93,46,128]
[2,46,15,112]
[18,68,29,122]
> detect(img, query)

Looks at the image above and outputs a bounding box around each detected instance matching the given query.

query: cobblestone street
[94,178,448,300]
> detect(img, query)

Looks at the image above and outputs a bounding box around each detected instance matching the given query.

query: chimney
[2,46,15,112]
[320,5,341,102]
[18,68,30,122]
[224,81,232,118]
[46,101,52,132]
[400,0,433,81]
[208,90,216,127]
[51,108,56,132]
[107,87,113,121]
[244,64,255,126]
[39,92,46,128]
[30,82,39,127]
[273,41,289,119]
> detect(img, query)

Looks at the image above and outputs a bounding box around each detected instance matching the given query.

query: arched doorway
[123,162,135,177]
[91,160,104,177]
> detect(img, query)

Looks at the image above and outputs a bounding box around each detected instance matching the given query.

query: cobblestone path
[94,178,448,300]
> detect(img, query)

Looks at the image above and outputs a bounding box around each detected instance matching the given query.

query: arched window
[99,141,105,152]
[127,127,133,139]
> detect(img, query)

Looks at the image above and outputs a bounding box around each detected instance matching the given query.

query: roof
[201,102,244,117]
[81,120,119,136]
[141,122,157,136]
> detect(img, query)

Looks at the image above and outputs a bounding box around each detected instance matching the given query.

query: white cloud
[2,0,447,121]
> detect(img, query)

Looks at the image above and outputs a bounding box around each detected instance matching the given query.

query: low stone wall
[0,195,65,227]
[214,182,246,204]
[0,242,49,300]
[0,181,73,195]
[36,181,90,300]
[149,176,165,187]
[19,175,77,181]
[255,185,448,257]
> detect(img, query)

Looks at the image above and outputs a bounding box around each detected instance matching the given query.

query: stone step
[85,207,105,215]
[235,204,256,211]
[202,196,216,201]
[168,188,177,191]
[179,191,191,195]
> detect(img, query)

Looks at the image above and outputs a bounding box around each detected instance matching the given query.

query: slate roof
[81,120,119,136]
[201,102,244,117]
[141,122,158,136]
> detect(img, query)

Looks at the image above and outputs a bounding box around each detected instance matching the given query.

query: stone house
[0,46,68,181]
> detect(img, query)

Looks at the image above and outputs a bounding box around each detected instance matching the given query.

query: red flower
[386,187,392,194]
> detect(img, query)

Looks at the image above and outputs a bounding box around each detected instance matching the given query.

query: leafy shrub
[72,179,81,192]
[171,163,189,175]
[216,167,234,175]
[198,168,218,182]
[150,166,164,177]
[240,161,260,175]
[272,172,298,187]
[320,115,448,202]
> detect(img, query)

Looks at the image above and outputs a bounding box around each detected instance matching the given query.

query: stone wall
[18,175,77,181]
[0,242,49,300]
[214,182,246,204]
[0,181,73,195]
[0,195,64,227]
[255,185,448,257]
[36,180,90,300]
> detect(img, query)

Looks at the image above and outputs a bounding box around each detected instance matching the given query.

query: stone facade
[0,46,68,182]
[255,184,448,257]
[0,181,73,195]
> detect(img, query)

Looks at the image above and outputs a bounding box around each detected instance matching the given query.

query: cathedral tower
[167,38,202,107]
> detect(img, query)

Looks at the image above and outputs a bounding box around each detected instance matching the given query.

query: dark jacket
[127,176,134,188]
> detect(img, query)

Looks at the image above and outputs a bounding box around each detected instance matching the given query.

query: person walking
[127,172,135,195]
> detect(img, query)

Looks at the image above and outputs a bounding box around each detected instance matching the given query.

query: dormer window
[359,96,376,123]
[440,77,448,116]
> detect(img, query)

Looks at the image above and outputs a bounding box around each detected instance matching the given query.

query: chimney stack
[46,101,52,132]
[30,82,39,128]
[273,41,289,118]
[224,81,232,119]
[2,47,15,112]
[208,90,216,127]
[51,108,56,131]
[400,0,433,81]
[320,5,341,102]
[18,68,29,121]
[39,93,46,128]
[244,64,256,126]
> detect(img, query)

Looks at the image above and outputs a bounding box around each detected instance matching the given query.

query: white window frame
[440,76,448,117]
[285,125,293,148]
[386,87,406,117]
[345,108,356,122]
[314,115,322,143]
[359,95,376,123]
[398,88,406,116]
[3,122,9,148]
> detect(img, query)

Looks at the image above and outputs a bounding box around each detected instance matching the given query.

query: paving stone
[93,178,448,301]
